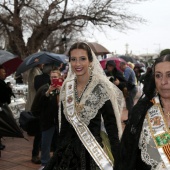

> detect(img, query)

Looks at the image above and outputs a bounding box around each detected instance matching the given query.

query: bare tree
[0,0,148,59]
[41,28,84,53]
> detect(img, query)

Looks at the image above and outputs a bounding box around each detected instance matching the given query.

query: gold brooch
[75,102,84,114]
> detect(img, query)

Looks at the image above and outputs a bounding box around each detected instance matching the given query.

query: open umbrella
[16,51,68,76]
[0,50,23,77]
[87,42,110,55]
[0,103,24,138]
[119,55,138,64]
[135,63,145,68]
[134,63,146,73]
[100,57,126,71]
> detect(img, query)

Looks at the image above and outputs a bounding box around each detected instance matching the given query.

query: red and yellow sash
[147,96,170,169]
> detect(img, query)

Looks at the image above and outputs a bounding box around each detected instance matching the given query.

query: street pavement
[0,86,142,170]
[0,109,129,170]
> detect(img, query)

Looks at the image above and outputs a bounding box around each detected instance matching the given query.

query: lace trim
[61,76,109,125]
[59,75,124,138]
[78,84,109,125]
[139,118,166,170]
[58,44,124,138]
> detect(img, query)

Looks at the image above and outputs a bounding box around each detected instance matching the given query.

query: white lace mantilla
[61,76,109,125]
[58,44,124,139]
[139,118,167,170]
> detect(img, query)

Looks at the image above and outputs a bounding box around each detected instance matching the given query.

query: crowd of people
[0,43,170,170]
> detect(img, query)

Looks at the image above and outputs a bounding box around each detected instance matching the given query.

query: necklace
[160,97,170,118]
[166,112,170,118]
[74,75,92,103]
[74,75,92,115]
[162,108,170,118]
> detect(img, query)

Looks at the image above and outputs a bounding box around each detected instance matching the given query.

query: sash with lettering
[147,96,170,169]
[64,80,113,170]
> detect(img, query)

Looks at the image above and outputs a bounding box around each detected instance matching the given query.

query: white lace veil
[59,42,124,138]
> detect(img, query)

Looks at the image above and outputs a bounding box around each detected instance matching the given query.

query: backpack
[19,111,40,136]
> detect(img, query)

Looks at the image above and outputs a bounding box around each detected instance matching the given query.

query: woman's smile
[75,67,83,72]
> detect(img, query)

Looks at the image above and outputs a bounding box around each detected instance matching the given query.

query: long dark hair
[68,42,93,62]
[143,54,170,99]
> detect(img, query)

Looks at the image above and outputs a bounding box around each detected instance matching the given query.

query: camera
[109,76,116,82]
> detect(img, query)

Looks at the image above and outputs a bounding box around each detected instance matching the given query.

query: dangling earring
[155,89,159,96]
[88,65,92,75]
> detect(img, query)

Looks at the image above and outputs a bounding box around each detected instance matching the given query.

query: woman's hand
[48,85,56,93]
[45,85,56,96]
[114,79,120,86]
[45,85,61,97]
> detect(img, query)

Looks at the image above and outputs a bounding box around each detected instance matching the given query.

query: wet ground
[0,86,142,170]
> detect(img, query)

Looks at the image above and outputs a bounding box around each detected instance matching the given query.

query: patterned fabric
[62,81,109,126]
[139,118,167,170]
[43,43,123,170]
[59,48,124,138]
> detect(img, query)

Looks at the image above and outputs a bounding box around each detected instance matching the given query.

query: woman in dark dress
[119,54,170,170]
[44,42,124,170]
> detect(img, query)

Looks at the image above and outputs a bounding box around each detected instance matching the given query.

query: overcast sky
[88,0,170,55]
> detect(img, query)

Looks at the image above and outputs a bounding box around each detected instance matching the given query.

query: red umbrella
[100,57,126,71]
[0,50,23,77]
[3,57,23,77]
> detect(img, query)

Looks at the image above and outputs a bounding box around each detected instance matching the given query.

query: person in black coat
[0,66,13,150]
[43,42,124,170]
[118,54,170,170]
[116,65,155,170]
[34,64,52,91]
[105,60,127,92]
[0,67,13,105]
[118,97,153,170]
[31,64,53,164]
[31,69,61,169]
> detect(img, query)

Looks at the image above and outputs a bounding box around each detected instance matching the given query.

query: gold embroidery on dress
[75,102,84,114]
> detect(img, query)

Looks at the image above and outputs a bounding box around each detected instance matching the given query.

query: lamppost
[125,43,129,56]
[143,48,149,61]
[154,43,161,54]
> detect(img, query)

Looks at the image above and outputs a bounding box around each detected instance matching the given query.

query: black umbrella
[16,51,68,76]
[135,63,145,68]
[0,103,24,138]
[119,55,138,64]
[134,63,146,73]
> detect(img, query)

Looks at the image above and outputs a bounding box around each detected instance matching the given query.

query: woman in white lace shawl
[43,42,124,170]
[119,54,170,170]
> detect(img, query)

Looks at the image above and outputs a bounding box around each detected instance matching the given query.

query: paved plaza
[0,109,128,170]
[0,87,143,170]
